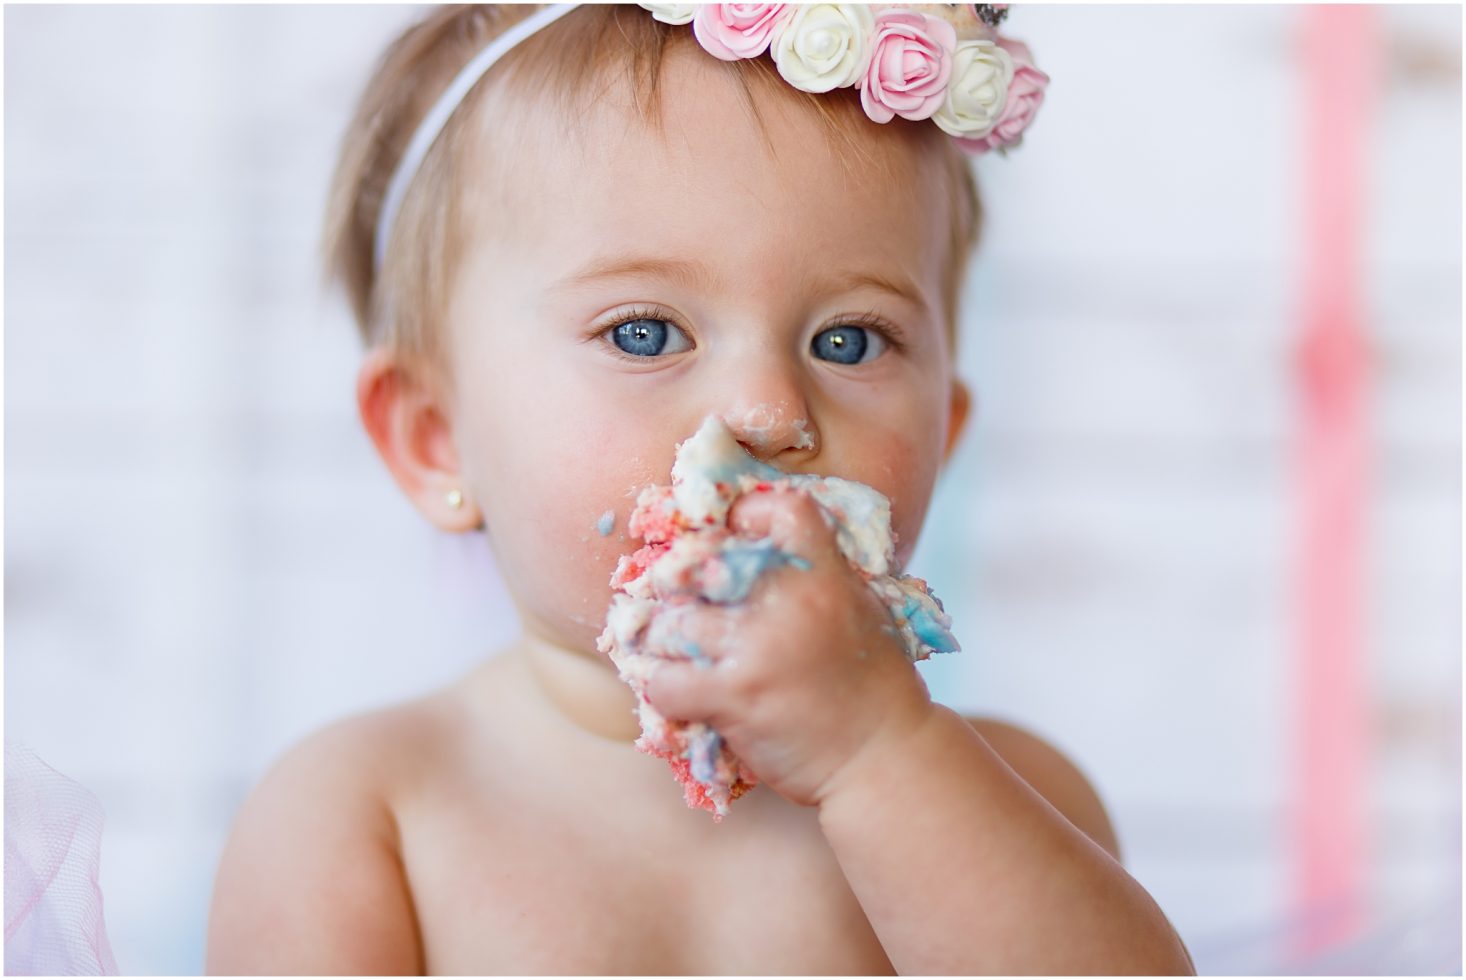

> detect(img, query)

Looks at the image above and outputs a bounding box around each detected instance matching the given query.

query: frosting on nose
[721,401,817,457]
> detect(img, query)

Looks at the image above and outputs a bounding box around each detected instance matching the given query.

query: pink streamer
[1289,4,1379,964]
[4,744,119,976]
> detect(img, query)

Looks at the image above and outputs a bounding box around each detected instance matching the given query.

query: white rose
[638,3,698,26]
[931,38,1014,139]
[770,3,875,93]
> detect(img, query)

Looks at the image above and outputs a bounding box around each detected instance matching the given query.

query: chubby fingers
[640,600,747,723]
[643,600,736,667]
[728,487,841,570]
[644,652,738,726]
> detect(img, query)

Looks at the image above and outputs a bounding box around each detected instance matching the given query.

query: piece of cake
[597,415,959,819]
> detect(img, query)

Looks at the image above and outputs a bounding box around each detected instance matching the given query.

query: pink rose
[955,37,1048,153]
[692,4,795,61]
[858,10,957,124]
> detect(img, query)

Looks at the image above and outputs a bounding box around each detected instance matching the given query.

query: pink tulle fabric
[4,744,119,976]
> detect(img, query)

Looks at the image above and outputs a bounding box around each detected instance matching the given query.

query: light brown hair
[322,4,982,381]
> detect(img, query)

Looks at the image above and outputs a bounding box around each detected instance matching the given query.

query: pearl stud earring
[445,488,464,510]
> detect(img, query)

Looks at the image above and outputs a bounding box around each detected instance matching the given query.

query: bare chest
[397,784,893,975]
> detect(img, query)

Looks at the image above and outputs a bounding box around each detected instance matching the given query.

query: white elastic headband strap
[373,3,578,271]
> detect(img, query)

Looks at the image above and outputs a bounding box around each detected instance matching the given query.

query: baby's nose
[720,401,818,461]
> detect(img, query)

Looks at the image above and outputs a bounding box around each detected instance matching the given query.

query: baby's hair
[323,4,983,384]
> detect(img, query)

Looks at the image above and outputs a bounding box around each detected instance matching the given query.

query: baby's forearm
[817,706,1194,975]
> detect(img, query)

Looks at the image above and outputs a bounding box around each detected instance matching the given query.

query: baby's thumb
[728,488,838,566]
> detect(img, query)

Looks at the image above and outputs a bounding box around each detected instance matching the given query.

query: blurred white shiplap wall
[919,6,1460,973]
[4,6,1460,975]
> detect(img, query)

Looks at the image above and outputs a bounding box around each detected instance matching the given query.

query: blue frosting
[682,641,710,669]
[712,538,811,603]
[900,596,960,653]
[688,729,723,785]
[596,510,615,536]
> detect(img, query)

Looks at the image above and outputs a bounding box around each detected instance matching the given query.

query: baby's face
[443,45,967,656]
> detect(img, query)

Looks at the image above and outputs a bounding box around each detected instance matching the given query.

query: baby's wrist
[813,694,946,813]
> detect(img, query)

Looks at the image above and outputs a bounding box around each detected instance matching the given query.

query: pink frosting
[692,3,794,61]
[858,10,957,124]
[955,37,1049,153]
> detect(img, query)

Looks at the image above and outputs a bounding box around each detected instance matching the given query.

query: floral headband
[374,3,1047,270]
[638,3,1048,155]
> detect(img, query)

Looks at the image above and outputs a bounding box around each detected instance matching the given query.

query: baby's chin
[487,529,630,645]
[540,602,623,667]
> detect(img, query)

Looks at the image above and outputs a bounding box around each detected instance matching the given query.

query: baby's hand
[644,488,935,808]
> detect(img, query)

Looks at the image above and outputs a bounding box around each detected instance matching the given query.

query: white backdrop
[5,5,1460,975]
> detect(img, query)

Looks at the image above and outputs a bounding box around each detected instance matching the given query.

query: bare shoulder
[965,715,1123,863]
[205,698,458,975]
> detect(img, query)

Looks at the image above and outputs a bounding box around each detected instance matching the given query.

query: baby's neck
[515,632,642,743]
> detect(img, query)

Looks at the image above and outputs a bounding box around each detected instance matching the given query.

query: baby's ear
[942,377,972,468]
[356,348,482,533]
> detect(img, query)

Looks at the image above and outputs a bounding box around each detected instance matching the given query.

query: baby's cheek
[857,430,940,572]
[514,421,674,644]
[486,485,620,652]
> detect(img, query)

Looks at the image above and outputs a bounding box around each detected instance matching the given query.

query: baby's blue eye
[609,318,692,357]
[812,325,886,365]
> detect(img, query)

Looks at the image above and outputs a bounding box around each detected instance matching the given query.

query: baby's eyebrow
[827,269,930,317]
[555,255,712,292]
[554,254,929,317]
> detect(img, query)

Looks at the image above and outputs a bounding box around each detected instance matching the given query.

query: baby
[206,4,1194,974]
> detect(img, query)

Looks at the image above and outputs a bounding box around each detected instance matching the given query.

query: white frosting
[669,416,780,525]
[786,475,893,580]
